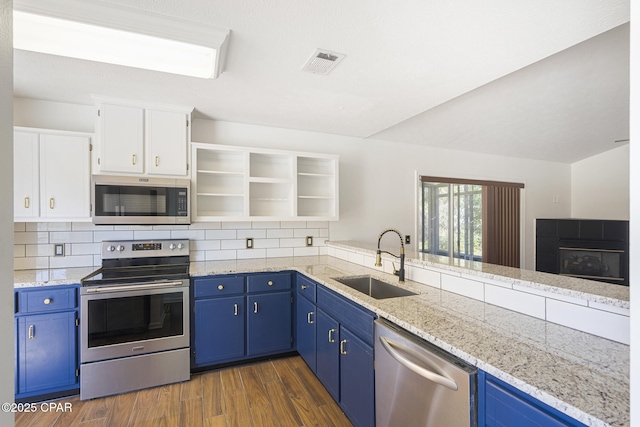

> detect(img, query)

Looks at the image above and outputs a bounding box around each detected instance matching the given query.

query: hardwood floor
[15,356,353,427]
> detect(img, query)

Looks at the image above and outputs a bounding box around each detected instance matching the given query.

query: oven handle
[83,281,186,293]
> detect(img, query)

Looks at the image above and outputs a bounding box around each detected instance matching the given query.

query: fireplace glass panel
[559,247,623,282]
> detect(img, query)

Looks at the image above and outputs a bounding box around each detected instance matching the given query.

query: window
[418,176,524,268]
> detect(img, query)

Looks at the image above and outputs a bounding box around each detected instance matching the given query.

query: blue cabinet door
[339,326,375,427]
[17,311,77,394]
[296,294,317,372]
[246,291,293,356]
[194,296,245,365]
[316,309,340,401]
[480,371,587,427]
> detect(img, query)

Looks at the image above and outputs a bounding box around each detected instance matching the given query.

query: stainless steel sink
[332,275,418,299]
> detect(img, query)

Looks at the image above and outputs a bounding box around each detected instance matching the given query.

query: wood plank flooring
[15,356,353,427]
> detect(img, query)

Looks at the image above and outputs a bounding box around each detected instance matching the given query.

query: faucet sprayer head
[375,250,382,267]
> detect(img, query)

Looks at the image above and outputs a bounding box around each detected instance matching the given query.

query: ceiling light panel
[13,0,230,79]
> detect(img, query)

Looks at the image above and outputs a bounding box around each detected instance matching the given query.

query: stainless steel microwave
[92,175,190,225]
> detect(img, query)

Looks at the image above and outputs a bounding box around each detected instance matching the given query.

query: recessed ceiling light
[13,0,230,79]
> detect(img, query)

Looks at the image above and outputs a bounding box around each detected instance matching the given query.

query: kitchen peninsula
[14,244,630,427]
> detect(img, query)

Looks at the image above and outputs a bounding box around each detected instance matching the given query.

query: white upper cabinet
[14,131,39,219]
[191,143,339,221]
[97,103,144,174]
[94,97,192,176]
[14,128,91,222]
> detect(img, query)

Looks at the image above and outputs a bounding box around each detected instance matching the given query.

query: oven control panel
[102,239,189,259]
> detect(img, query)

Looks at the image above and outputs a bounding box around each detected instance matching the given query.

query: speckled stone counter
[15,254,629,426]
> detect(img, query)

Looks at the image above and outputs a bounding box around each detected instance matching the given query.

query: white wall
[0,1,14,425]
[14,98,94,132]
[192,119,572,270]
[629,0,638,424]
[571,144,630,219]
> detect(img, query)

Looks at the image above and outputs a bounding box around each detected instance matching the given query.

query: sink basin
[332,275,418,299]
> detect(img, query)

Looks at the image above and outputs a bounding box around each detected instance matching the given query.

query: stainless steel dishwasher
[375,319,477,426]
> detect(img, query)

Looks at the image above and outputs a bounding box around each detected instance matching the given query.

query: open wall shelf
[191,143,338,221]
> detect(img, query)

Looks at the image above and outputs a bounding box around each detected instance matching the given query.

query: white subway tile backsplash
[294,247,320,257]
[206,229,237,240]
[237,249,266,259]
[133,230,172,240]
[267,248,294,258]
[93,230,135,242]
[14,221,329,270]
[408,266,441,288]
[588,300,631,316]
[267,229,294,238]
[546,299,630,345]
[485,284,546,319]
[50,255,94,268]
[26,244,54,257]
[441,274,484,301]
[347,252,365,265]
[50,231,94,244]
[237,229,266,239]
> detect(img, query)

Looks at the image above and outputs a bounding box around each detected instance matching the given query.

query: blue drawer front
[193,276,245,298]
[18,287,77,314]
[317,286,375,345]
[297,274,317,302]
[247,272,292,293]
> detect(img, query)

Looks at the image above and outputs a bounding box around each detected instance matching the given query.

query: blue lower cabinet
[480,371,587,427]
[191,272,293,369]
[316,309,340,401]
[339,326,375,427]
[296,293,317,372]
[194,296,245,365]
[247,291,293,356]
[312,280,376,427]
[15,284,79,400]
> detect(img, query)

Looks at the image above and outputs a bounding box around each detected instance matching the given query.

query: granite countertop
[14,255,630,427]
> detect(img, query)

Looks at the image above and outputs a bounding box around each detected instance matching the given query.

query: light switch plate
[246,238,254,249]
[306,236,313,247]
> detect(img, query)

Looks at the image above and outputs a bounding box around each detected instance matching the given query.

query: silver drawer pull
[253,302,259,313]
[307,311,314,324]
[218,284,224,290]
[28,325,35,340]
[328,328,335,343]
[268,280,273,286]
[43,298,51,305]
[340,339,347,355]
[234,303,239,316]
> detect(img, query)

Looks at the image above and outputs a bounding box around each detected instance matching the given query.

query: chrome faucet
[375,228,405,282]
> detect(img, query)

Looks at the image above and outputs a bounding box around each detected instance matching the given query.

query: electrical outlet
[54,243,65,257]
[306,236,314,247]
[246,238,254,249]
[405,235,411,244]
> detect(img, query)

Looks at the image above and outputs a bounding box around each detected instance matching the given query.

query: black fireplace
[536,219,629,286]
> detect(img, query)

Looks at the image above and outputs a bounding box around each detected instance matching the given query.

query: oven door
[81,281,189,363]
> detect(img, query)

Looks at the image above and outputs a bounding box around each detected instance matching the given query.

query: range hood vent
[301,49,345,75]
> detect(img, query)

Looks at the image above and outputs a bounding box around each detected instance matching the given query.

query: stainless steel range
[80,239,190,400]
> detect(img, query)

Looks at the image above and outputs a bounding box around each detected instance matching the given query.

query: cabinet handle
[300,285,307,290]
[132,154,136,165]
[24,197,29,209]
[28,325,35,340]
[340,339,347,355]
[49,198,55,209]
[43,298,51,305]
[218,284,224,291]
[234,303,239,316]
[328,328,335,343]
[307,311,314,324]
[155,156,159,167]
[268,281,273,286]
[254,302,258,313]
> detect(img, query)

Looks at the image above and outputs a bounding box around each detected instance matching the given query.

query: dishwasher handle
[379,336,459,391]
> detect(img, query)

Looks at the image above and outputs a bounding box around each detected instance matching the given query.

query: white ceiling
[13,0,630,163]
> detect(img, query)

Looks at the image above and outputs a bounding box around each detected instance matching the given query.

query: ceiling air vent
[301,49,345,75]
